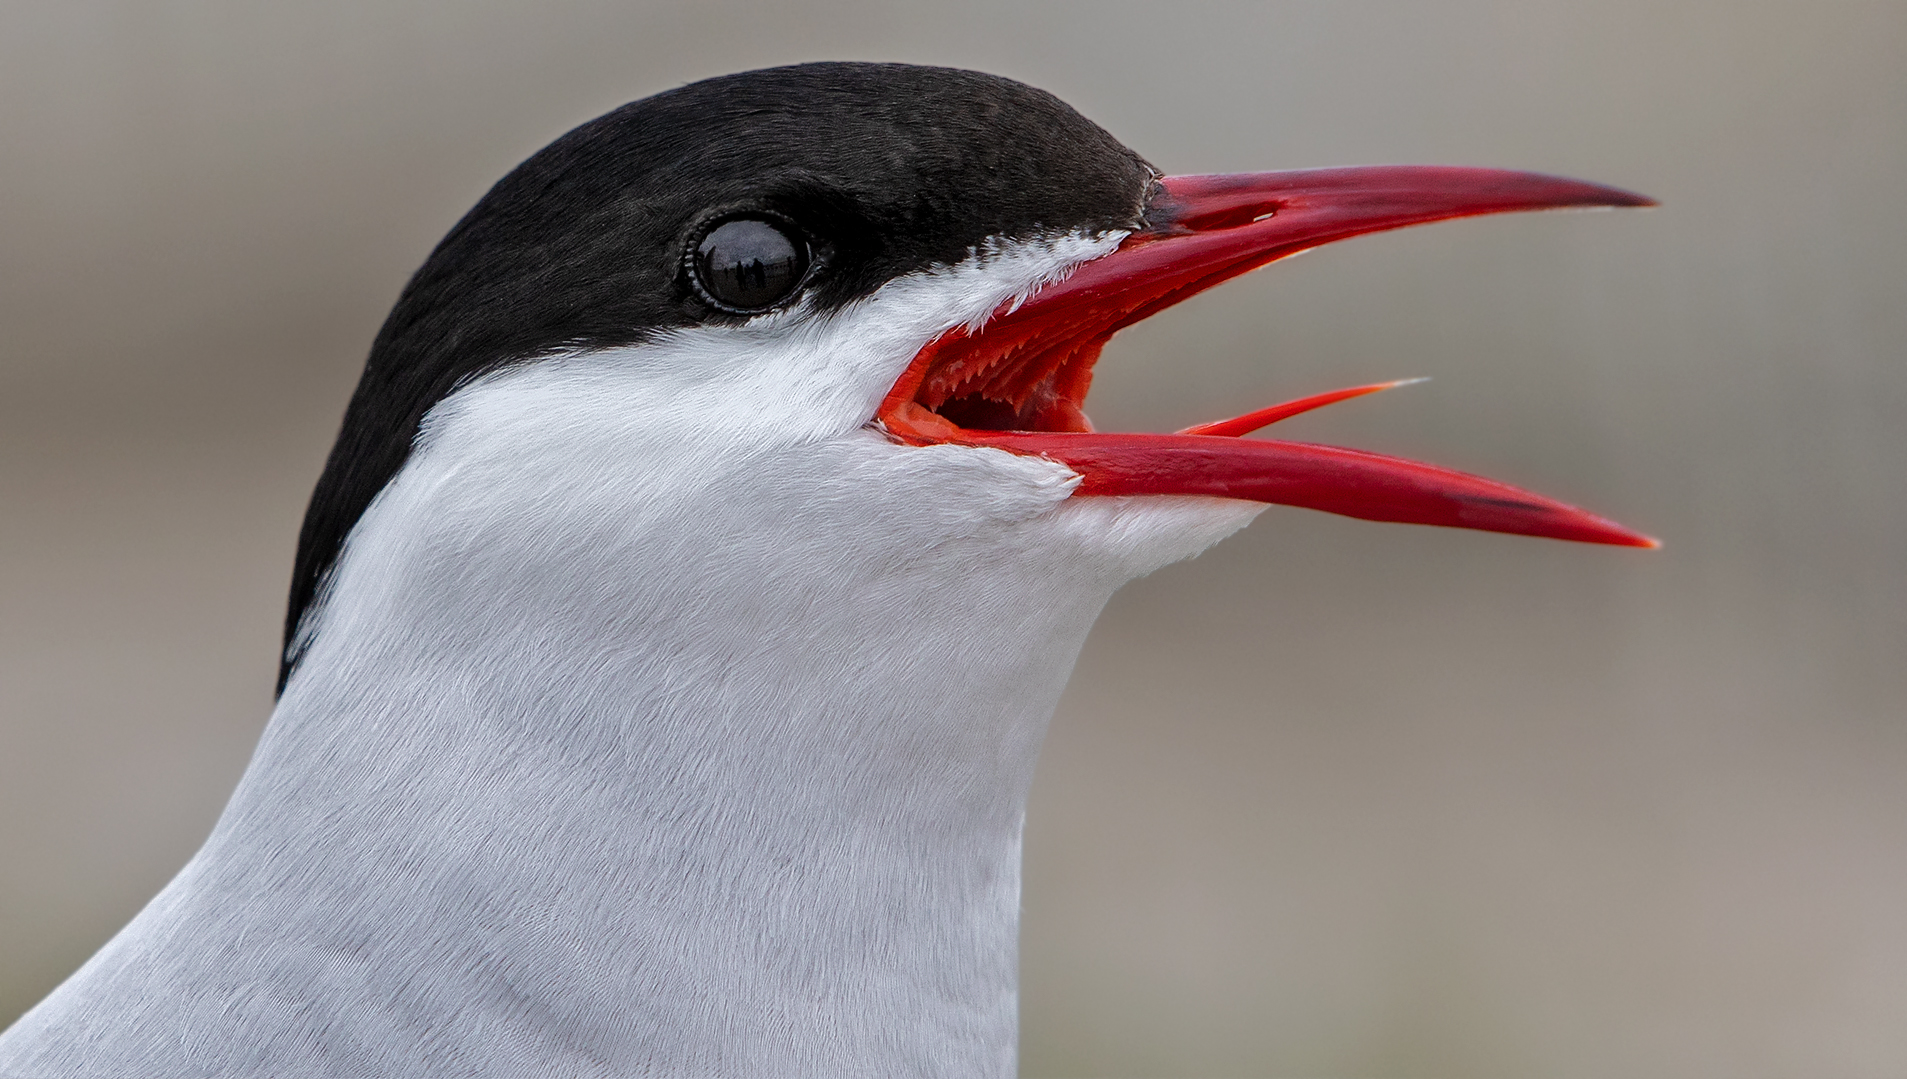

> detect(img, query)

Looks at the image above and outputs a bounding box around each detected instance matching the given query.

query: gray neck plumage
[0,347,1258,1078]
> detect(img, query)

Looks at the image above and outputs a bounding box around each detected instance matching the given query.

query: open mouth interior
[878,313,1408,442]
[877,305,1108,441]
[873,263,1403,450]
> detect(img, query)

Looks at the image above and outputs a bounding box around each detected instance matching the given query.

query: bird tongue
[876,166,1658,548]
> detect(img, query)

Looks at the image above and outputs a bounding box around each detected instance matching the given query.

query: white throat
[0,238,1261,1078]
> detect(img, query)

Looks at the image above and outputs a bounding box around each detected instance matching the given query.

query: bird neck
[49,357,1256,1077]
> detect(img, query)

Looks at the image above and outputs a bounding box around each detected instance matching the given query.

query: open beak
[875,166,1659,548]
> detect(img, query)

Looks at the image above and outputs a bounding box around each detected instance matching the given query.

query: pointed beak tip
[1574,180,1655,209]
[1542,182,1655,212]
[1606,528,1663,550]
[1602,189,1658,209]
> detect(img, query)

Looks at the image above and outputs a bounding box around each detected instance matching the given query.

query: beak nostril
[1164,200,1281,233]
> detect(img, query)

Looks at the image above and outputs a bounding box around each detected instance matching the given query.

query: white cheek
[473,228,1128,449]
[295,227,1175,671]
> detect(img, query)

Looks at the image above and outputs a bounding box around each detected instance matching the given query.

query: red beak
[876,166,1659,548]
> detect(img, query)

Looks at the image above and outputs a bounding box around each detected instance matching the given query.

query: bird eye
[690,217,809,312]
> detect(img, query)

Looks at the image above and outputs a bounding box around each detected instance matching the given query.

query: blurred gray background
[1,2,1902,1076]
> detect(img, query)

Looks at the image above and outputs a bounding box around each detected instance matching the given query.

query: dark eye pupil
[694,218,807,310]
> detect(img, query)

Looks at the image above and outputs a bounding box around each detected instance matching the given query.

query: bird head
[283,61,1653,693]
